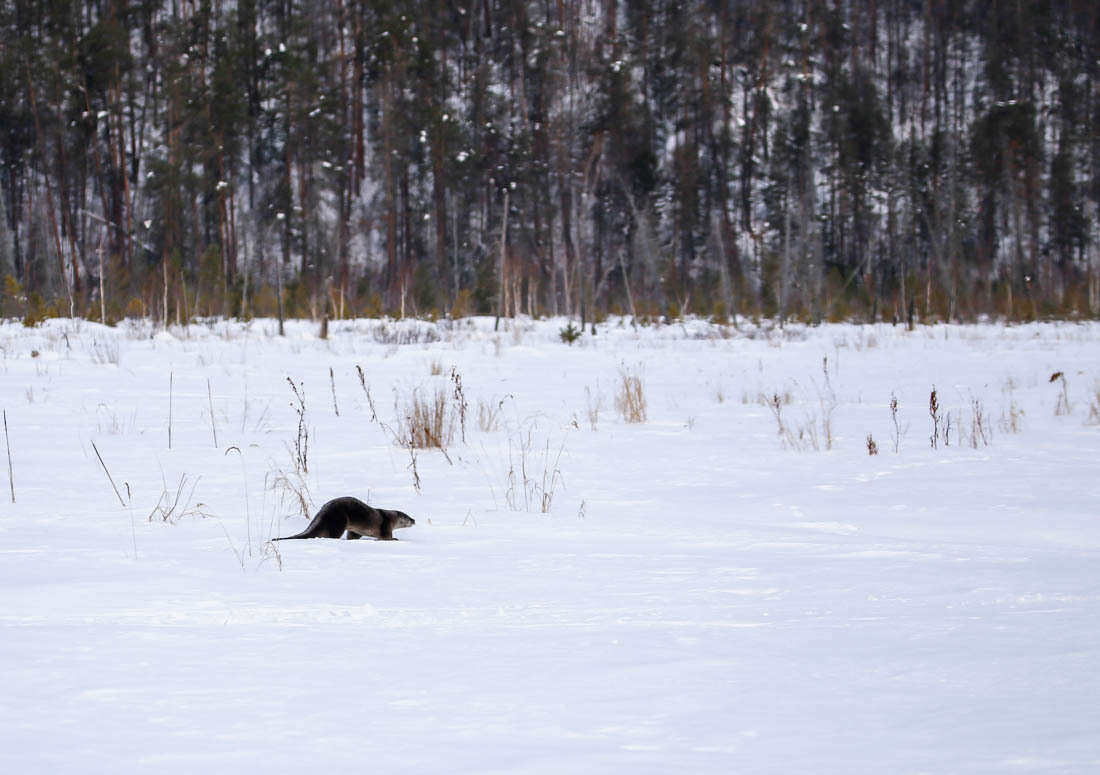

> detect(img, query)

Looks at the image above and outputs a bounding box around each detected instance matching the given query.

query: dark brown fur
[272,497,415,541]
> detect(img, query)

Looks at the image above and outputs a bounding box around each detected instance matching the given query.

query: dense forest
[1,0,1099,326]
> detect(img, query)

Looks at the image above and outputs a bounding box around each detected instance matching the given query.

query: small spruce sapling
[559,323,581,344]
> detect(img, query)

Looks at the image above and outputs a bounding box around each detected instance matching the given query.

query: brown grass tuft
[399,388,455,448]
[614,368,647,423]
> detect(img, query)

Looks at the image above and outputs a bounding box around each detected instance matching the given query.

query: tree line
[2,0,1099,326]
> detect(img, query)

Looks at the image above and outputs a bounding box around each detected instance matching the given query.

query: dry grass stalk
[1051,371,1071,416]
[92,441,127,507]
[207,378,218,447]
[505,429,567,513]
[450,367,468,443]
[767,393,790,440]
[89,338,120,365]
[259,540,283,571]
[3,409,12,503]
[400,388,455,448]
[1088,381,1100,426]
[148,472,207,523]
[755,389,793,406]
[968,398,991,448]
[585,385,604,430]
[615,368,647,423]
[330,367,339,416]
[819,358,837,450]
[269,467,311,518]
[890,394,901,452]
[407,445,421,493]
[1000,400,1024,433]
[478,396,507,432]
[356,364,379,422]
[287,377,309,473]
[929,386,942,449]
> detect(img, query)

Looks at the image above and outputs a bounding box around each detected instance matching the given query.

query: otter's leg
[378,523,395,540]
[346,531,363,540]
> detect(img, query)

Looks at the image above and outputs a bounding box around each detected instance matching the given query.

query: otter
[272,496,415,541]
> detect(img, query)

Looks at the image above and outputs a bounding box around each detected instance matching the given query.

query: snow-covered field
[1,316,1098,773]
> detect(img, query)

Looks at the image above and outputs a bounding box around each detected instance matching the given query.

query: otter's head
[393,511,416,530]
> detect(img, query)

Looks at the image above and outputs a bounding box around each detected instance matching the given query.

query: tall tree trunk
[26,66,71,312]
[494,188,509,330]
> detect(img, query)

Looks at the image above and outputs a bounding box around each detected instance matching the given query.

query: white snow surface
[1,316,1099,773]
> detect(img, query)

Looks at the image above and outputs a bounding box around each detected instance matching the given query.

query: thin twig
[287,378,309,473]
[330,367,339,416]
[207,378,218,447]
[407,444,421,493]
[216,518,245,571]
[92,441,127,507]
[450,367,467,443]
[356,364,378,421]
[225,446,250,554]
[3,409,13,503]
[890,394,900,453]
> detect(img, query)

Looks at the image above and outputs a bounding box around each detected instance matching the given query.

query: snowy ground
[1,316,1098,773]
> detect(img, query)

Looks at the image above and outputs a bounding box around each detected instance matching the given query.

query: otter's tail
[271,531,311,541]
